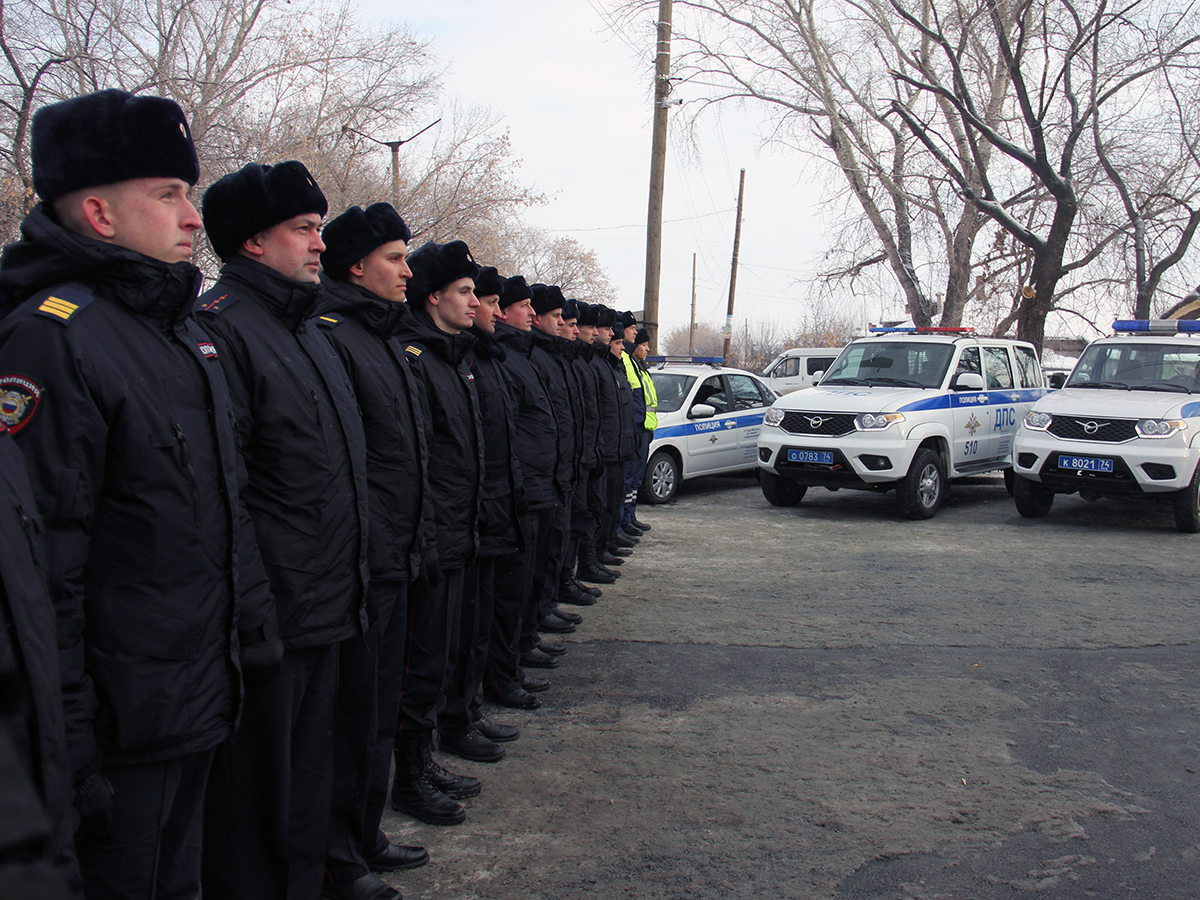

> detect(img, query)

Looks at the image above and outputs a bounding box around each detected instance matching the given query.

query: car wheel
[643,449,678,504]
[898,447,945,519]
[1003,467,1015,496]
[760,470,807,507]
[1172,465,1200,533]
[1013,474,1054,518]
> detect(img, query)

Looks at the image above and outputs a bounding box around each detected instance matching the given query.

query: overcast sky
[358,0,902,338]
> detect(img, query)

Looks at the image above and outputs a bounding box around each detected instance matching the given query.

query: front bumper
[1013,428,1197,495]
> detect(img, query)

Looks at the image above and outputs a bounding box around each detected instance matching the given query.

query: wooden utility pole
[722,168,746,363]
[689,252,697,354]
[642,0,674,354]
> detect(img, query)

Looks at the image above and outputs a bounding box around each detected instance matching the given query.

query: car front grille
[779,411,857,436]
[1047,416,1138,442]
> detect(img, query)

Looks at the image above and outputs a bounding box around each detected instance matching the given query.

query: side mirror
[811,369,825,381]
[953,372,984,391]
[689,403,717,419]
[1048,372,1066,389]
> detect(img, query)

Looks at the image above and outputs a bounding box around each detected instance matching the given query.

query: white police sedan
[640,358,777,504]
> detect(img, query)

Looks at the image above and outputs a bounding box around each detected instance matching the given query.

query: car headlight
[763,407,784,427]
[1136,418,1186,438]
[1023,410,1052,430]
[855,412,904,430]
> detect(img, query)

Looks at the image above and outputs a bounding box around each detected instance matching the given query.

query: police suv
[756,328,1046,518]
[641,358,777,504]
[1012,319,1200,532]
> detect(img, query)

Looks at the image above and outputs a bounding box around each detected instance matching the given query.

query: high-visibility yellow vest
[623,353,658,431]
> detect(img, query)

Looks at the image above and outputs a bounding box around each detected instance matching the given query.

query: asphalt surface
[382,472,1200,899]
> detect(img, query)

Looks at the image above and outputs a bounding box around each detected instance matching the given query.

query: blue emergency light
[1112,319,1200,334]
[646,355,725,365]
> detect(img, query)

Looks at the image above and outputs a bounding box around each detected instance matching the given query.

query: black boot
[596,539,626,565]
[420,734,482,799]
[390,737,467,825]
[577,544,617,584]
[571,573,602,598]
[558,571,596,606]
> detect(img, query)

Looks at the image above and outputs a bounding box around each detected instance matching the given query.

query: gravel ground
[381,473,1200,899]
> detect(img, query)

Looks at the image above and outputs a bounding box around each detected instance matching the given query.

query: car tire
[1013,474,1054,518]
[760,470,806,507]
[1003,467,1015,496]
[643,449,678,504]
[1172,465,1200,533]
[898,447,945,520]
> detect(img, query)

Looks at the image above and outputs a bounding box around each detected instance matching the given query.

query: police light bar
[646,355,725,365]
[867,326,975,334]
[1112,319,1200,334]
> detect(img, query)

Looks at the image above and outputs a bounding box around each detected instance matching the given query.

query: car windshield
[1067,342,1200,392]
[651,372,697,413]
[821,341,955,389]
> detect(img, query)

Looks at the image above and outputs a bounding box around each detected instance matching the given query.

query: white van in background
[761,347,840,394]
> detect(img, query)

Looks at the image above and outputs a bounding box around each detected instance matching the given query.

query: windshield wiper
[1137,381,1193,393]
[822,377,870,385]
[865,377,924,387]
[1070,380,1129,390]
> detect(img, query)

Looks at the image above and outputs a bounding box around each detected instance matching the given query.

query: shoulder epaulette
[316,313,344,327]
[196,290,240,315]
[404,344,424,358]
[31,284,94,324]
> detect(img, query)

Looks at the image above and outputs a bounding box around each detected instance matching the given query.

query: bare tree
[606,0,1014,328]
[886,0,1200,347]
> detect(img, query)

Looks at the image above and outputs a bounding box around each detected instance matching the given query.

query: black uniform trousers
[439,558,492,738]
[538,488,573,621]
[622,430,652,526]
[485,509,542,697]
[396,568,465,740]
[202,643,339,900]
[326,581,409,884]
[78,749,215,900]
[602,461,626,547]
[515,505,556,656]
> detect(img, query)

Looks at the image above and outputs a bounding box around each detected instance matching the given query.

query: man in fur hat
[0,89,271,900]
[389,240,485,827]
[197,162,371,900]
[313,203,433,900]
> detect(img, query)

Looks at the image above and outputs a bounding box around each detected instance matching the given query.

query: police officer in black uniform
[197,162,371,900]
[314,203,433,900]
[390,240,485,827]
[486,278,558,710]
[0,89,272,900]
[437,265,524,764]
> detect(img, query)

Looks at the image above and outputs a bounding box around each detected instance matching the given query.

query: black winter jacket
[313,277,434,583]
[0,207,266,770]
[493,323,559,510]
[529,329,579,492]
[602,349,638,462]
[468,326,524,557]
[569,341,603,470]
[590,348,624,465]
[395,309,483,570]
[196,257,369,648]
[0,428,78,891]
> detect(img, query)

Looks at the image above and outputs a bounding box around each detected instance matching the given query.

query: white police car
[1012,319,1200,532]
[641,358,777,503]
[756,328,1046,518]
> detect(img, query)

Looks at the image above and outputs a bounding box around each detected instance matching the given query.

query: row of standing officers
[0,89,658,900]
